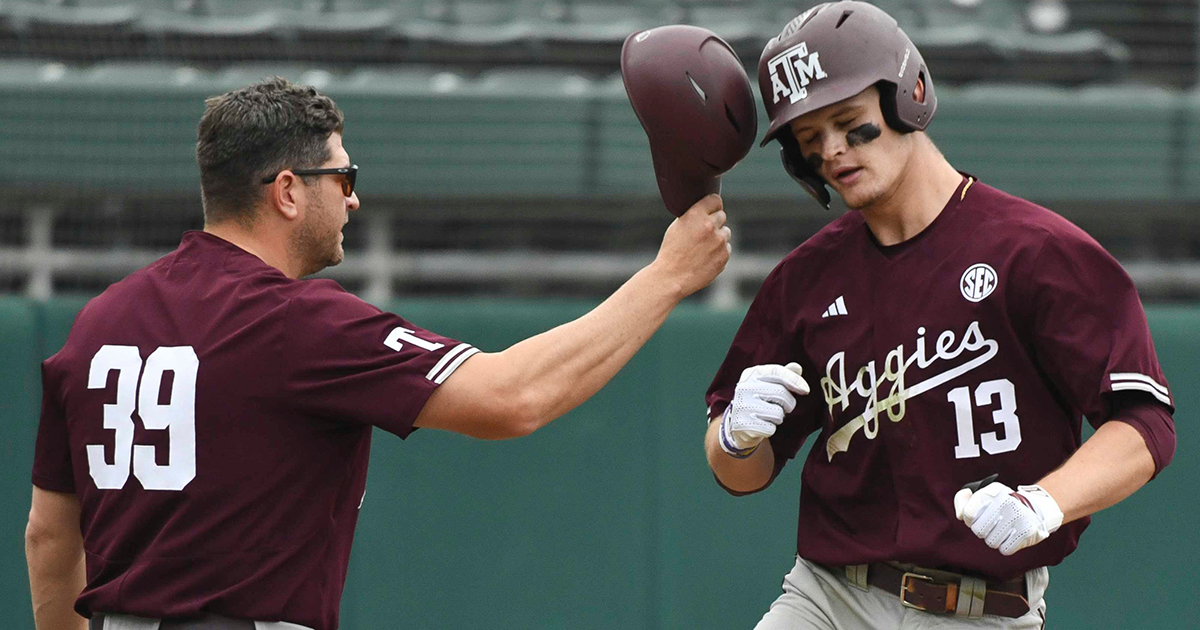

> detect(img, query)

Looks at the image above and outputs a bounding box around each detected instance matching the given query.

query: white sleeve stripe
[433,347,480,384]
[426,343,473,381]
[1111,382,1172,406]
[1110,372,1169,396]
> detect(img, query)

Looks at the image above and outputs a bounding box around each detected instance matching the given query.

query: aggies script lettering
[819,321,999,460]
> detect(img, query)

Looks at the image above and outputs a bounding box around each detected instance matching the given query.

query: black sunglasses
[261,164,358,197]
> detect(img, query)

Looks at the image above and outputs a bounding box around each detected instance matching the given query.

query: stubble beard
[291,206,343,277]
[843,170,897,212]
[841,178,883,211]
[846,189,884,211]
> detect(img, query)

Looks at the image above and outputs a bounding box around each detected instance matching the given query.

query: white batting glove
[954,482,1064,556]
[719,363,809,458]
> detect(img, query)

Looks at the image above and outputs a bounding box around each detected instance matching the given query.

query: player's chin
[843,187,882,211]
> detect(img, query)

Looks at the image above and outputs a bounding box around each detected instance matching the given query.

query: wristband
[719,408,760,459]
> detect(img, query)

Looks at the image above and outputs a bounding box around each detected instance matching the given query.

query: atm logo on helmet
[768,41,828,105]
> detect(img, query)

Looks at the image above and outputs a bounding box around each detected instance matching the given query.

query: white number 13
[86,345,198,491]
[948,378,1022,459]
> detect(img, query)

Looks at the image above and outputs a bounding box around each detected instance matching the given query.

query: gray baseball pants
[754,556,1048,630]
[89,613,315,630]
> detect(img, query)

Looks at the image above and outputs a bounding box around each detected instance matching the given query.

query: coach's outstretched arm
[414,195,731,439]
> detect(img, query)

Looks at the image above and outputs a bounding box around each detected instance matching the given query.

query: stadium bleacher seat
[8,0,143,60]
[140,0,286,62]
[904,0,1011,84]
[389,1,544,67]
[0,3,19,57]
[1065,0,1196,87]
[915,0,1023,31]
[544,0,661,44]
[672,0,772,58]
[444,1,541,46]
[291,0,395,36]
[910,0,1129,85]
[995,29,1130,84]
[532,0,661,69]
[141,0,282,34]
[281,0,397,63]
[9,0,140,27]
[761,0,919,34]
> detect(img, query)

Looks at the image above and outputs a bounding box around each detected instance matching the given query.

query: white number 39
[86,345,198,491]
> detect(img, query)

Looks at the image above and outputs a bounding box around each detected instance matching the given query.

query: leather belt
[856,562,1030,618]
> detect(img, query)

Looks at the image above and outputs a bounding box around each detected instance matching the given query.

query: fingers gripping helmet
[757,1,936,207]
[622,25,758,216]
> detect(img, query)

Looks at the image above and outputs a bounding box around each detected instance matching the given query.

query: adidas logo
[822,296,848,318]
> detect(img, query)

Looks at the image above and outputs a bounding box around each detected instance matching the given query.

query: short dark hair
[196,77,344,224]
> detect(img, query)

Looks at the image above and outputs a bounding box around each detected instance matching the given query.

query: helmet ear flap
[876,81,917,134]
[778,133,831,209]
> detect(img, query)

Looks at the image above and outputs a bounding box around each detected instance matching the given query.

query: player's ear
[265,172,302,221]
[913,76,926,105]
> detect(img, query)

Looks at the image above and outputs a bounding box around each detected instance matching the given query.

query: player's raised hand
[652,194,731,298]
[954,480,1064,556]
[719,363,809,458]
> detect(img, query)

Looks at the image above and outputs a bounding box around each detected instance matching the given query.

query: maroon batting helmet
[622,25,758,217]
[758,1,936,207]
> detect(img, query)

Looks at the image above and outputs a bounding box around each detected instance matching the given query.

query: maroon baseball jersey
[706,176,1175,580]
[33,231,478,629]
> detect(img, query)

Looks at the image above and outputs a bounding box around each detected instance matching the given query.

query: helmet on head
[757,1,936,207]
[622,25,758,217]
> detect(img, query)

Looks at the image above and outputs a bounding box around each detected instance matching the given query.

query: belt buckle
[900,571,935,611]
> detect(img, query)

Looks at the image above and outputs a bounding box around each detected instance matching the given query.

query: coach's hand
[652,194,731,298]
[719,363,809,458]
[955,481,1064,556]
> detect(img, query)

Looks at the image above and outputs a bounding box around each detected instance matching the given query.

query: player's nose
[347,192,360,212]
[818,133,848,162]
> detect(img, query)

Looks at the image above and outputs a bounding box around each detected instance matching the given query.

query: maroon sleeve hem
[32,474,75,494]
[1101,393,1176,479]
[707,398,731,421]
[390,376,440,440]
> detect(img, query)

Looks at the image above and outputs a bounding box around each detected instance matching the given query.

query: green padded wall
[3,298,1197,629]
[0,297,40,630]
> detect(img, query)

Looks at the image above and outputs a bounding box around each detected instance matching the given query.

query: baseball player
[26,77,732,630]
[704,3,1177,628]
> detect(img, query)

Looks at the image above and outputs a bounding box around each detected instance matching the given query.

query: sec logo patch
[960,263,998,302]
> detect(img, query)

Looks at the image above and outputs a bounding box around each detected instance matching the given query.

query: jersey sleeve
[1109,392,1176,479]
[1021,226,1175,439]
[283,282,477,438]
[706,266,822,486]
[32,360,76,493]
